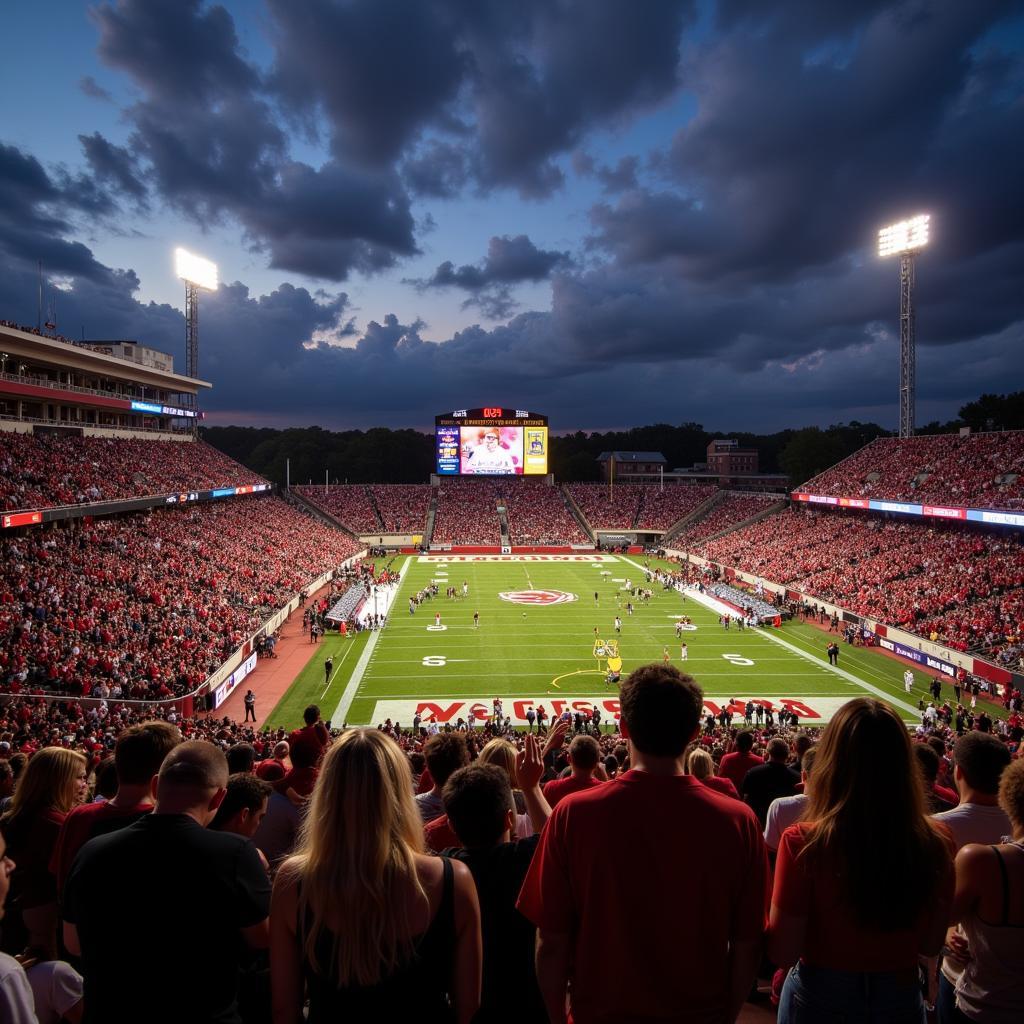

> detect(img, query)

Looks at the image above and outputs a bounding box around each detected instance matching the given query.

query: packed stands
[568,483,718,532]
[295,484,380,532]
[800,431,1024,509]
[671,493,781,545]
[370,484,433,532]
[0,496,359,700]
[699,508,1024,658]
[567,483,646,530]
[635,483,717,530]
[432,478,501,545]
[0,433,265,512]
[502,479,590,545]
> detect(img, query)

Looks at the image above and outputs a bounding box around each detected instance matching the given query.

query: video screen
[435,409,548,476]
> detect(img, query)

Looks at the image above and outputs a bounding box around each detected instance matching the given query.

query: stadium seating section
[0,434,265,512]
[669,493,780,544]
[0,495,358,699]
[800,432,1024,509]
[432,478,502,545]
[502,478,589,546]
[698,509,1024,660]
[567,482,716,531]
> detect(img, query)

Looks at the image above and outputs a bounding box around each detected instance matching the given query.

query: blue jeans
[778,962,925,1024]
[936,973,972,1024]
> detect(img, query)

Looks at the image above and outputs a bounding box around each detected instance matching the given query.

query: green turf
[263,553,1001,731]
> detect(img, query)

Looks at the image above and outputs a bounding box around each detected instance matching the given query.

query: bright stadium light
[878,214,930,439]
[878,214,929,258]
[174,247,219,291]
[174,248,219,429]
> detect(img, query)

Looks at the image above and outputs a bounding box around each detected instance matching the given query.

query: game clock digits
[435,408,548,476]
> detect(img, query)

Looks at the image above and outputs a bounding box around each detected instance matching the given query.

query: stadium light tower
[175,246,218,388]
[878,214,929,438]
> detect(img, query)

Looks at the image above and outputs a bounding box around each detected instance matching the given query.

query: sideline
[618,554,922,719]
[330,556,411,725]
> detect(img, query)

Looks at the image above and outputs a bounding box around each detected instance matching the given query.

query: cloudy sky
[1,0,1022,432]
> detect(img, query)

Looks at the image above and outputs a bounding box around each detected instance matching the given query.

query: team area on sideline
[265,552,991,732]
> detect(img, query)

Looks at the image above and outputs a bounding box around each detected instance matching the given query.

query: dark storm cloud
[79,76,113,102]
[90,0,415,281]
[79,132,148,203]
[410,235,571,319]
[263,0,694,197]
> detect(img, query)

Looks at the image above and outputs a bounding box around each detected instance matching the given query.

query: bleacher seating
[0,496,359,699]
[635,484,717,530]
[700,508,1024,658]
[672,494,780,545]
[0,433,266,512]
[432,478,501,545]
[800,432,1024,510]
[502,479,589,545]
[567,483,646,530]
[370,485,433,533]
[295,484,380,532]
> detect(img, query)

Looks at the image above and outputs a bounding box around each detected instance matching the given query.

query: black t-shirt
[444,836,546,1024]
[64,813,270,1024]
[741,762,801,827]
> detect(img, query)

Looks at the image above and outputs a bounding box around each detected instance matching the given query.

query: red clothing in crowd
[517,770,768,1024]
[718,750,763,793]
[423,814,460,853]
[772,822,954,972]
[276,766,318,799]
[542,774,604,808]
[933,782,959,807]
[701,775,740,799]
[49,799,153,893]
[287,723,329,766]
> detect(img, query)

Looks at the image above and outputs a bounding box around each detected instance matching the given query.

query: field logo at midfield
[498,589,578,606]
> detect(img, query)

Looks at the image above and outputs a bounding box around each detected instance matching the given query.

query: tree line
[202,391,1023,488]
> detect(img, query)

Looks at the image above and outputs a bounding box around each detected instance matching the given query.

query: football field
[264,553,979,731]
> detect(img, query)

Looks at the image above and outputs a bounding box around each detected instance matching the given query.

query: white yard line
[330,556,411,724]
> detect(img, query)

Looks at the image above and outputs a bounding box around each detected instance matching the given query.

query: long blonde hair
[0,747,86,829]
[477,738,518,787]
[800,698,949,930]
[686,747,715,780]
[292,729,426,986]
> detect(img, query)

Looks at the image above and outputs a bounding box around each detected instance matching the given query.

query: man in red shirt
[518,664,768,1024]
[718,729,763,793]
[543,735,604,808]
[287,705,330,769]
[51,720,182,896]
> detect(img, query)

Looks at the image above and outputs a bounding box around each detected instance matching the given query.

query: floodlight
[878,214,929,258]
[174,247,218,290]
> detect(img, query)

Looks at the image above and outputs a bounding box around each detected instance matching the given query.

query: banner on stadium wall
[371,695,868,727]
[212,652,258,709]
[877,638,957,677]
[790,492,1024,527]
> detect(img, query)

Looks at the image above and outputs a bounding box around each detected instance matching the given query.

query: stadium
[2,4,1024,1024]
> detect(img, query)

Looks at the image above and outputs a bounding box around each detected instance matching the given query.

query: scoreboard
[435,408,548,476]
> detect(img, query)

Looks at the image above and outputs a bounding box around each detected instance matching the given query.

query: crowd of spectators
[800,432,1024,510]
[700,509,1024,661]
[5,668,1023,1024]
[502,479,589,546]
[671,493,781,545]
[0,496,360,700]
[370,485,433,532]
[0,434,266,512]
[432,479,502,545]
[294,484,381,533]
[635,483,717,530]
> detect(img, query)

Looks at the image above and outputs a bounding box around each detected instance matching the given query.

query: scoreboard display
[435,408,548,476]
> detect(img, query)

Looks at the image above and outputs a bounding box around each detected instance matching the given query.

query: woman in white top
[941,757,1024,1023]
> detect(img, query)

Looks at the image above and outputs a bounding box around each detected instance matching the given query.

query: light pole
[878,215,929,439]
[174,247,218,430]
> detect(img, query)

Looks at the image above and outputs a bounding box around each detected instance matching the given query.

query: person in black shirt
[63,741,271,1024]
[442,735,551,1024]
[741,738,800,827]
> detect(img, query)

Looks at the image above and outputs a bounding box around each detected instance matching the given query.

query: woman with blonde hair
[0,747,87,958]
[768,697,954,1022]
[271,729,481,1024]
[685,746,739,799]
